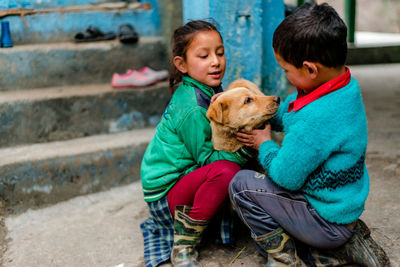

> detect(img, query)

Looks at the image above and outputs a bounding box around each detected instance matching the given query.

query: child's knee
[212,160,241,179]
[229,169,253,194]
[220,160,240,171]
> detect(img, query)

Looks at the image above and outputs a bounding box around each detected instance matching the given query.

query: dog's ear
[207,102,224,124]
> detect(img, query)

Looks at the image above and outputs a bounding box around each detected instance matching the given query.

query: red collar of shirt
[288,67,351,113]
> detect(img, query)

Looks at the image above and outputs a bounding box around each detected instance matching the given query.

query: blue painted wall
[0,0,161,44]
[0,0,142,9]
[182,0,287,96]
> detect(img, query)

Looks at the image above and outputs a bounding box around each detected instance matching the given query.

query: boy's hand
[211,92,223,103]
[236,124,272,150]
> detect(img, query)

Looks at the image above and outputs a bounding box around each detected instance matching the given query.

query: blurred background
[288,0,400,33]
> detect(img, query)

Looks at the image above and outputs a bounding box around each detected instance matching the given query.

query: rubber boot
[329,219,390,267]
[171,205,208,267]
[305,220,390,267]
[254,227,307,266]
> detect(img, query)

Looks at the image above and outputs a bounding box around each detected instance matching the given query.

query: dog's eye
[244,97,253,104]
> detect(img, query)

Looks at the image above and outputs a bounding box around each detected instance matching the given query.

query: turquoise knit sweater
[259,77,369,224]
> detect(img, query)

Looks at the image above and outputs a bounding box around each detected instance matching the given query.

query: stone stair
[0,2,170,213]
[0,38,167,90]
[0,128,155,213]
[0,68,169,215]
[0,81,169,147]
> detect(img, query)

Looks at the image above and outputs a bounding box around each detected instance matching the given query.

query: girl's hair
[169,19,222,94]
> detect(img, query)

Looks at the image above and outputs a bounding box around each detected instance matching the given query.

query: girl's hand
[236,124,272,150]
[211,92,223,103]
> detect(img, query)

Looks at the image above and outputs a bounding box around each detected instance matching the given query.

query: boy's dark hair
[273,3,347,68]
[169,19,222,94]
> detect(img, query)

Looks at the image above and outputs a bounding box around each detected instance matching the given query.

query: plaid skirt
[140,197,234,267]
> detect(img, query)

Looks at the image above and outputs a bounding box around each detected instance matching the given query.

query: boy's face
[274,52,316,93]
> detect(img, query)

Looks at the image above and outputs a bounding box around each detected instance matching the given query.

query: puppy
[206,79,279,152]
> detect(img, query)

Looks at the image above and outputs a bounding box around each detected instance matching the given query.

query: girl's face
[175,30,226,88]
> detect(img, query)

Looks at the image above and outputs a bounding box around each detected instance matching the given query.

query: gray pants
[229,170,354,249]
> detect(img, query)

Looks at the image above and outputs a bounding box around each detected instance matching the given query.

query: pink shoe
[138,67,169,81]
[123,67,168,80]
[111,67,168,88]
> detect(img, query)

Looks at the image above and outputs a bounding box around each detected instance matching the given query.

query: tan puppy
[206,79,279,152]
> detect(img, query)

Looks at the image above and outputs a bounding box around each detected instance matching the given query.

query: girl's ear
[303,61,318,79]
[173,56,188,74]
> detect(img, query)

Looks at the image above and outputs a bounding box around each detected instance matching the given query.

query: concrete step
[348,44,400,65]
[0,37,167,90]
[0,81,169,148]
[0,127,155,213]
[347,32,400,65]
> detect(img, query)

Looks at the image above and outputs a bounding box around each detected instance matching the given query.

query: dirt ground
[0,64,399,267]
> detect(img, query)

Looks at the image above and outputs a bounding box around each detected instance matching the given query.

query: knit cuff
[258,140,280,172]
[234,146,257,164]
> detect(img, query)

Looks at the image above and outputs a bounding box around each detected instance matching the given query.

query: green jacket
[141,76,253,202]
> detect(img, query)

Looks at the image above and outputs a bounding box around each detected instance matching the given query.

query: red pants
[167,160,241,221]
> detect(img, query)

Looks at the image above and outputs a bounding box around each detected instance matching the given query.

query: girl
[140,20,253,267]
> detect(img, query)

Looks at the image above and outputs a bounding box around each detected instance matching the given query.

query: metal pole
[297,0,315,7]
[345,0,356,44]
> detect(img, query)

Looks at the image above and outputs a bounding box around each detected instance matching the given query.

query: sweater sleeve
[269,93,296,132]
[177,107,251,167]
[258,120,329,191]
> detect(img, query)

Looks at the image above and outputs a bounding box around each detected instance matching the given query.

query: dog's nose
[273,96,280,104]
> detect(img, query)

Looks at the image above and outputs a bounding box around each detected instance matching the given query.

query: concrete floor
[1,63,399,267]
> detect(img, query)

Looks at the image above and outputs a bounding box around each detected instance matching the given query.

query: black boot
[304,220,390,267]
[330,220,390,267]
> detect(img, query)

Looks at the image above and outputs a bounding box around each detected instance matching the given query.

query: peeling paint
[149,115,161,126]
[109,111,146,133]
[80,178,100,194]
[22,184,53,194]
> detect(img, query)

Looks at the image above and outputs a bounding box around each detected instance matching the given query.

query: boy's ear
[173,56,188,74]
[303,61,318,79]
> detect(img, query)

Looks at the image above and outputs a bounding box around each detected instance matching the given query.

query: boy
[229,2,388,266]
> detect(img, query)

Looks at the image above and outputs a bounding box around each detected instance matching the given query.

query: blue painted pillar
[182,0,286,96]
[262,0,286,97]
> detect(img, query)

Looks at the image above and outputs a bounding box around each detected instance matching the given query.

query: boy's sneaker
[111,67,168,88]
